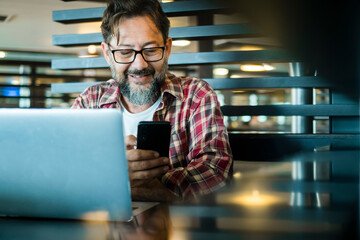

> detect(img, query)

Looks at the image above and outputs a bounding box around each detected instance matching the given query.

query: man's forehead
[111,15,163,46]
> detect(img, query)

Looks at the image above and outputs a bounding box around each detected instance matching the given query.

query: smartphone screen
[137,121,171,157]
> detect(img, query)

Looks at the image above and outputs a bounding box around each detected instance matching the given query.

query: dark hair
[101,0,170,44]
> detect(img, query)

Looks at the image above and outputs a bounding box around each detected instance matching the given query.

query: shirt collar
[99,79,121,107]
[161,72,184,102]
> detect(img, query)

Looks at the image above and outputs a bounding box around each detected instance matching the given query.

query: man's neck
[120,95,154,114]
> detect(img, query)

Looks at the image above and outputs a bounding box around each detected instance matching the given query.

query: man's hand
[125,135,170,187]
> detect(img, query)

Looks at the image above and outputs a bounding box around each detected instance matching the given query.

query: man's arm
[161,81,233,199]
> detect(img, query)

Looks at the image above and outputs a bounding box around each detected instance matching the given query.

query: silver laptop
[0,108,133,221]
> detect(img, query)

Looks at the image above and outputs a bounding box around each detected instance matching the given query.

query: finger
[126,149,160,161]
[130,179,148,188]
[129,157,169,171]
[131,165,170,181]
[125,135,137,150]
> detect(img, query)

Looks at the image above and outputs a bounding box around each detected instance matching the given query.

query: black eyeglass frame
[108,45,166,64]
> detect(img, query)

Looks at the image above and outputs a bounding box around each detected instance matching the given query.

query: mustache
[125,67,155,76]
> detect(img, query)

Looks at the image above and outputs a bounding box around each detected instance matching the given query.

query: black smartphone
[137,121,172,157]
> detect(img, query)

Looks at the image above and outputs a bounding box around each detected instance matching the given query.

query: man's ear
[165,37,172,59]
[101,42,111,65]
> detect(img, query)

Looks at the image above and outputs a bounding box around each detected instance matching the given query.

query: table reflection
[0,204,172,240]
[169,150,359,240]
[0,150,358,240]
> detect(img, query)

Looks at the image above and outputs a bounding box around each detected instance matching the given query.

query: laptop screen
[0,109,133,221]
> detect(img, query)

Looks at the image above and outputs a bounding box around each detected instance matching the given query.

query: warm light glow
[230,74,242,78]
[0,51,6,58]
[240,64,275,72]
[172,40,191,47]
[241,64,265,72]
[162,0,174,2]
[263,64,275,71]
[213,68,229,76]
[78,54,98,58]
[239,45,264,51]
[230,190,282,207]
[87,45,97,55]
[233,172,242,179]
[11,79,20,85]
[81,211,110,221]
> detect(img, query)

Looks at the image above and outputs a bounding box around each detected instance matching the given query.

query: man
[72,0,232,201]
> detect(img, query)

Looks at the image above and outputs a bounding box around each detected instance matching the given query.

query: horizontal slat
[52,57,107,69]
[53,7,105,23]
[51,76,331,94]
[221,105,360,116]
[170,50,291,65]
[51,50,292,69]
[51,82,97,93]
[0,96,67,100]
[170,23,256,40]
[204,76,332,89]
[0,84,50,88]
[0,73,110,81]
[53,0,230,24]
[53,33,103,47]
[53,24,257,47]
[229,133,360,160]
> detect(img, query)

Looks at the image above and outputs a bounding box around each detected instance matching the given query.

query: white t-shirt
[121,96,162,137]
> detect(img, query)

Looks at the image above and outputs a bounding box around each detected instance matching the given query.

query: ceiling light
[263,64,275,71]
[162,0,174,2]
[79,54,97,58]
[241,115,252,123]
[0,51,6,58]
[213,68,229,76]
[230,74,242,78]
[240,64,275,72]
[172,40,191,47]
[87,45,97,55]
[240,64,265,72]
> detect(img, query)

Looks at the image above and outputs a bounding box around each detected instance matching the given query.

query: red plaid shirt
[72,72,233,199]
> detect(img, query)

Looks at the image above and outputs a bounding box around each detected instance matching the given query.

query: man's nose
[131,52,149,69]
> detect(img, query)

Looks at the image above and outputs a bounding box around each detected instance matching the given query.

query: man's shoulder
[176,75,214,97]
[81,79,117,95]
[169,74,212,91]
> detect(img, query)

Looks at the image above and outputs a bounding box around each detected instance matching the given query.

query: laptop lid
[0,109,133,222]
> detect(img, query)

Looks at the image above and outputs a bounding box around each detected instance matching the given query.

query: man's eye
[119,50,133,56]
[144,49,159,55]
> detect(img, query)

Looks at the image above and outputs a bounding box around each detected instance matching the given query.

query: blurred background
[0,0,358,135]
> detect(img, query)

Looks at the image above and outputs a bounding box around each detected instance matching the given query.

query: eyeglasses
[108,45,165,64]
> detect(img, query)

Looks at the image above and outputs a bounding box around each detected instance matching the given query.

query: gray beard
[110,60,168,106]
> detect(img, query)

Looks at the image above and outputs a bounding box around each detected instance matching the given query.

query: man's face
[102,15,172,106]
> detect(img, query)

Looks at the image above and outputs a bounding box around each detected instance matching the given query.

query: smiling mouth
[129,74,151,78]
[127,73,153,86]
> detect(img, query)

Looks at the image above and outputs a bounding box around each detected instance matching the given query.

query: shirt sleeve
[71,84,101,109]
[161,83,233,199]
[71,95,87,109]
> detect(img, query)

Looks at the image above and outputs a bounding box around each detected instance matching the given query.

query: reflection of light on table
[233,172,242,179]
[81,211,110,221]
[218,190,286,207]
[216,217,341,233]
[237,190,280,207]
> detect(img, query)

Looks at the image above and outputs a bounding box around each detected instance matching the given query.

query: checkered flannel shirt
[72,72,233,199]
